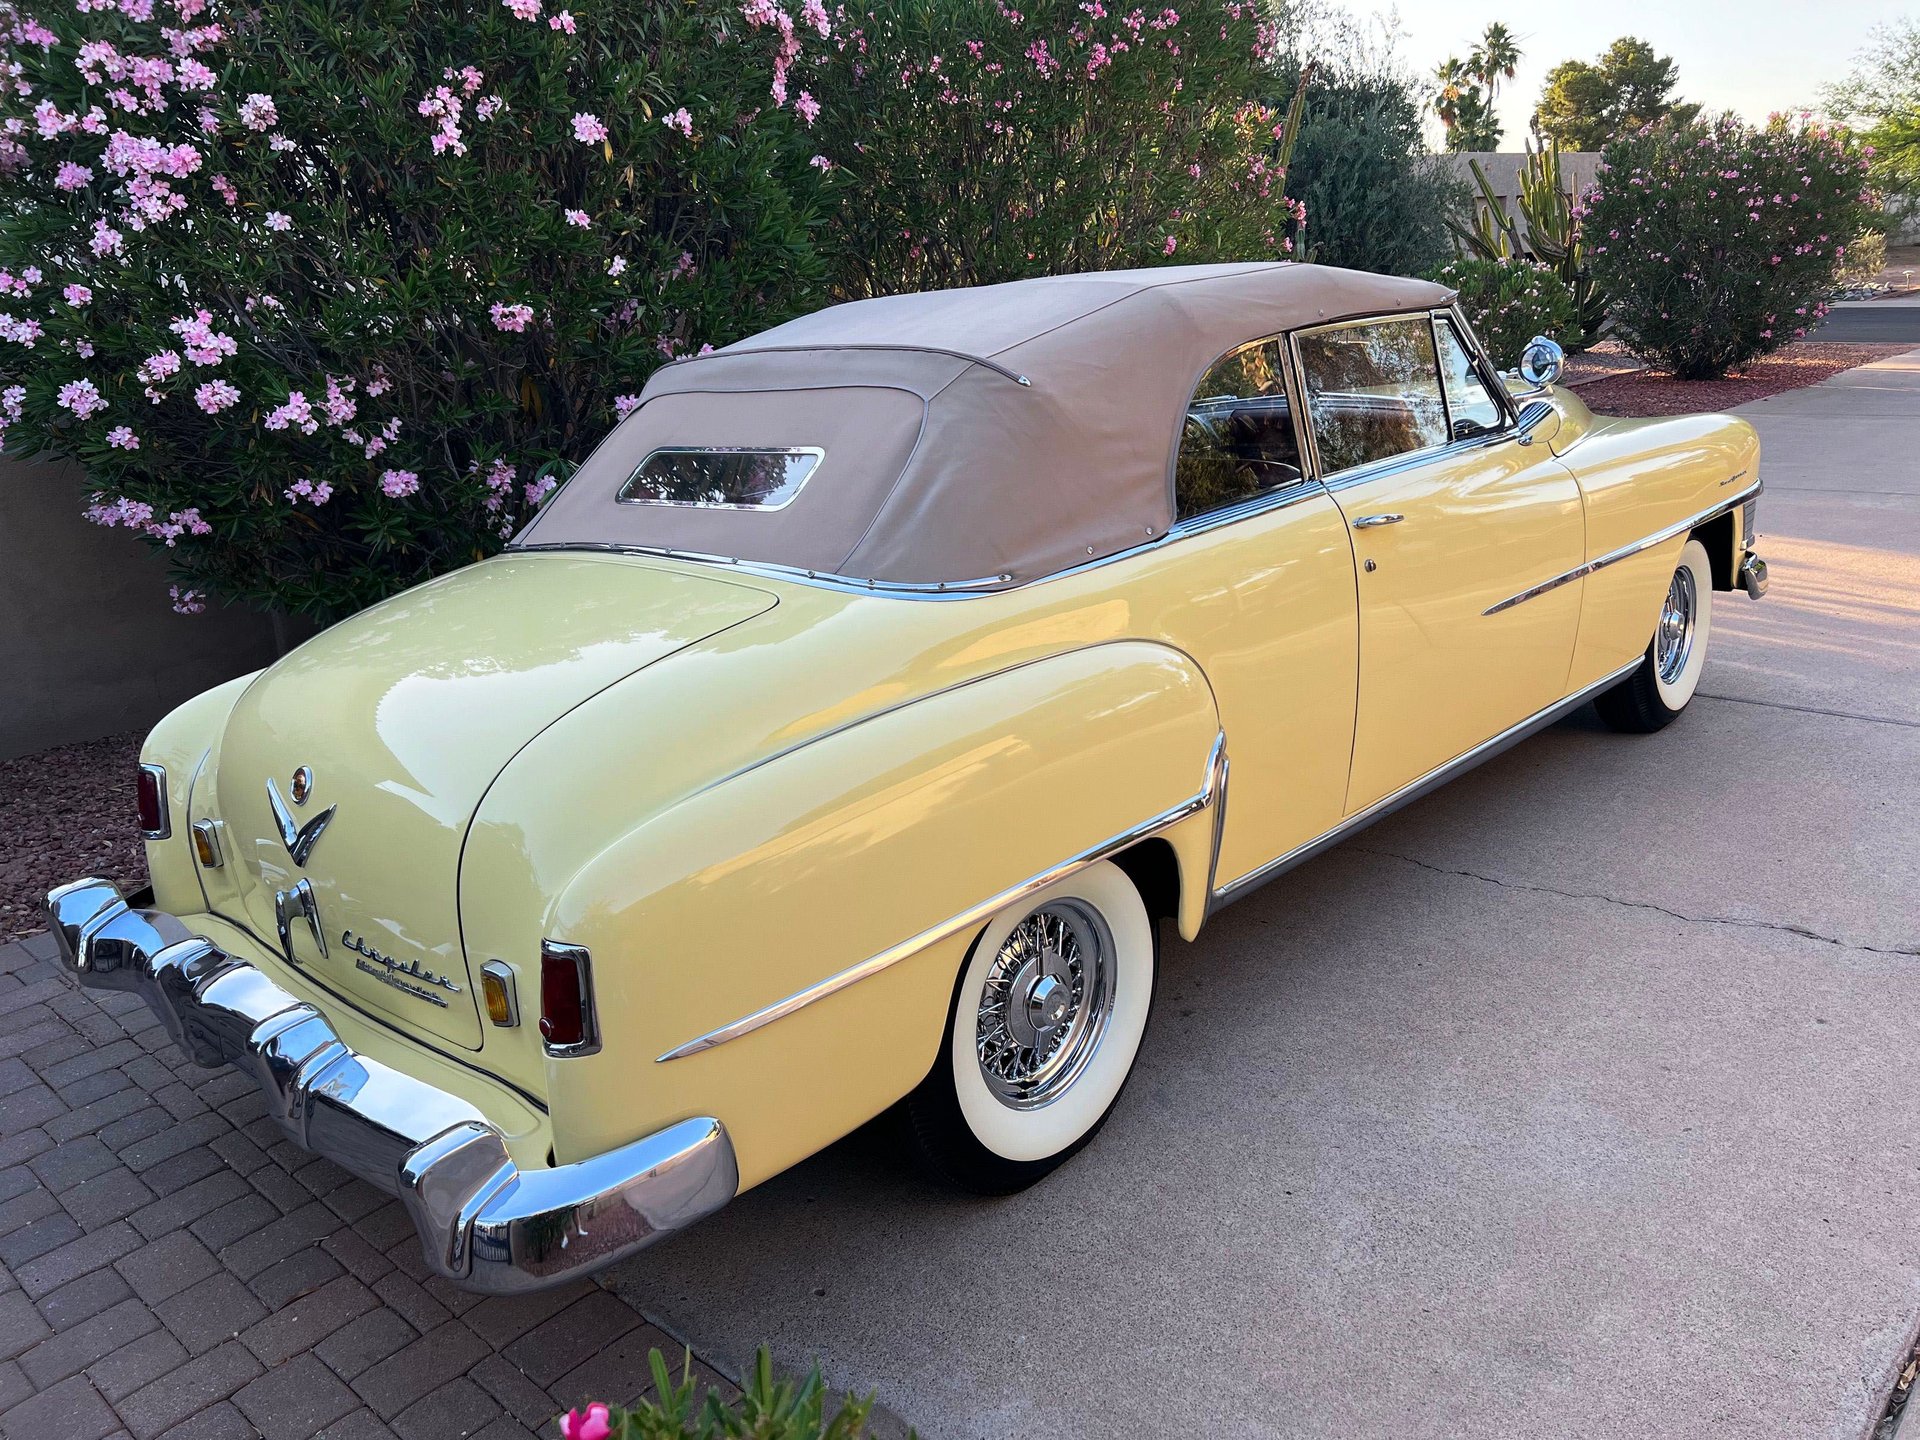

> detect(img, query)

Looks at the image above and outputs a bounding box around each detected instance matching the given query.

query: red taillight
[538,942,598,1054]
[136,764,169,838]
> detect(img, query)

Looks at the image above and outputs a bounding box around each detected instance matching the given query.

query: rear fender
[543,641,1222,1187]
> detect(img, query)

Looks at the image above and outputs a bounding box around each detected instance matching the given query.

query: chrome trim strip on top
[1483,479,1764,617]
[656,731,1229,1062]
[1209,657,1642,911]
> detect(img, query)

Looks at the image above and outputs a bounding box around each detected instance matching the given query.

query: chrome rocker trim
[44,878,736,1294]
[1210,656,1642,910]
[657,731,1229,1062]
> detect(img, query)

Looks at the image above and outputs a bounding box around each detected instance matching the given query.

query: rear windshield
[617,447,823,510]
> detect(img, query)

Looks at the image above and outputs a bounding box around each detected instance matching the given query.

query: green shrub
[0,0,831,620]
[1583,115,1877,379]
[1428,257,1579,369]
[559,1348,895,1440]
[802,0,1302,295]
[1274,54,1466,277]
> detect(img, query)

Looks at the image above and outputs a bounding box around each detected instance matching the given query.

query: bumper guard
[45,877,737,1294]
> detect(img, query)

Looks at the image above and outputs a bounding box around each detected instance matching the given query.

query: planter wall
[0,455,286,761]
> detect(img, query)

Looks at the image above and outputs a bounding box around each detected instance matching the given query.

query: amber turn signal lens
[482,970,514,1025]
[191,822,221,868]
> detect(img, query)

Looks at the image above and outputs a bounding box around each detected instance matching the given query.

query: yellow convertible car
[48,263,1767,1292]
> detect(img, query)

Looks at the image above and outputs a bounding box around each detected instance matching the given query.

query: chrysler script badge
[266,775,334,868]
[341,930,462,1008]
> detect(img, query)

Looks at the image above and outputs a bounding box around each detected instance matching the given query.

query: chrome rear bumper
[45,877,737,1294]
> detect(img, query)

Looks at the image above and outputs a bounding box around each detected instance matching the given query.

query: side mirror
[1518,335,1565,388]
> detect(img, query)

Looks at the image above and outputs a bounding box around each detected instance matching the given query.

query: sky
[1385,0,1916,148]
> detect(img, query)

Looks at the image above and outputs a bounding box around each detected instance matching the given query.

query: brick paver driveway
[0,930,740,1440]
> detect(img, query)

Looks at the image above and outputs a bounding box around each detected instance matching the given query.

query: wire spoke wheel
[974,900,1115,1110]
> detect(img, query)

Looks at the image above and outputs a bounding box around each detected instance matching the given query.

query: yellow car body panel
[132,369,1761,1219]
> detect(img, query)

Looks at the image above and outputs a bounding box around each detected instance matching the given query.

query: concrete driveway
[1815,297,1920,344]
[608,351,1920,1440]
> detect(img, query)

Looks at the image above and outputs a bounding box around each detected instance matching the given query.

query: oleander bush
[1583,114,1877,379]
[0,0,832,619]
[1427,256,1579,369]
[802,0,1305,295]
[559,1348,896,1440]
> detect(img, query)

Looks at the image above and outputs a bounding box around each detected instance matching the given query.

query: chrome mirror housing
[1518,335,1565,388]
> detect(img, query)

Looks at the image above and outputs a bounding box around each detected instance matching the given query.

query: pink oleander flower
[571,111,608,143]
[795,91,819,125]
[564,208,591,227]
[106,425,139,449]
[380,468,420,498]
[285,477,334,505]
[1162,234,1177,255]
[490,301,534,332]
[193,378,240,413]
[264,390,317,434]
[237,92,277,131]
[63,284,92,306]
[264,211,291,231]
[613,393,642,418]
[606,255,627,277]
[57,379,107,418]
[662,108,693,137]
[549,9,576,30]
[91,219,124,256]
[169,584,205,615]
[169,310,236,365]
[809,154,833,170]
[524,474,557,506]
[504,0,541,17]
[55,160,93,191]
[561,1403,611,1440]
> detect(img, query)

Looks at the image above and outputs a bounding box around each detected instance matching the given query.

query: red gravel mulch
[1,730,149,944]
[1571,341,1911,417]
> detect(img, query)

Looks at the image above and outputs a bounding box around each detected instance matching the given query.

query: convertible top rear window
[618,447,823,510]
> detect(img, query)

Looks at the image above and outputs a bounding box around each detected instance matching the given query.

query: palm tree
[1433,55,1469,130]
[1470,22,1521,102]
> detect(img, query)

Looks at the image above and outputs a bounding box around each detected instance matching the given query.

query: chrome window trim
[1172,335,1313,527]
[655,731,1228,1062]
[1484,478,1765,617]
[616,445,825,512]
[1287,310,1468,486]
[139,762,170,841]
[1210,654,1644,911]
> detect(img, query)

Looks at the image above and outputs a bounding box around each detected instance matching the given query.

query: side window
[1296,317,1449,475]
[1174,339,1304,522]
[1435,322,1504,438]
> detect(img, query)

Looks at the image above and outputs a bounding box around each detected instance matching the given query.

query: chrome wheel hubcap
[1655,565,1697,685]
[975,900,1115,1109]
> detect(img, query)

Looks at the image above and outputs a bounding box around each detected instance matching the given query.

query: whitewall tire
[903,859,1157,1193]
[1597,537,1714,733]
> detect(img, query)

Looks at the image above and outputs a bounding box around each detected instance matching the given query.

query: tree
[1278,54,1466,276]
[1433,23,1521,152]
[1532,36,1698,150]
[1825,21,1920,226]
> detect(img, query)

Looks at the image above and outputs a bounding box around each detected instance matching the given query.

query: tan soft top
[515,262,1453,588]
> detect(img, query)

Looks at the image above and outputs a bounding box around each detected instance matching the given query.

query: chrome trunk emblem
[267,776,334,868]
[273,878,327,964]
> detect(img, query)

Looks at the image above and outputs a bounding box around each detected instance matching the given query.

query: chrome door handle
[1352,513,1404,529]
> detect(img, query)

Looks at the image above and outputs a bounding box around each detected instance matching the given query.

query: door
[1294,313,1586,814]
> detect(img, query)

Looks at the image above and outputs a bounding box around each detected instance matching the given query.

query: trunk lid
[214,553,776,1049]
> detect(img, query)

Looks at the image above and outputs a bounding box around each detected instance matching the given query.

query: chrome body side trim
[139,762,170,841]
[1209,657,1641,911]
[656,731,1229,1062]
[43,878,736,1294]
[1484,479,1764,617]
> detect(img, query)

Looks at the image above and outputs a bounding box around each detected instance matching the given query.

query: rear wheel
[903,859,1157,1194]
[1596,538,1714,734]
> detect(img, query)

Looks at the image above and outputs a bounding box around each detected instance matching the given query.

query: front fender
[545,641,1222,1186]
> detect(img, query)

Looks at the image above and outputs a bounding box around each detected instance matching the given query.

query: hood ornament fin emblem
[274,878,327,964]
[267,776,335,869]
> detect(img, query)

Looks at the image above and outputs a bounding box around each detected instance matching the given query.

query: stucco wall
[0,454,286,760]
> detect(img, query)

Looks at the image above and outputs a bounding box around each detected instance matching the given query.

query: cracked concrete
[604,349,1920,1439]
